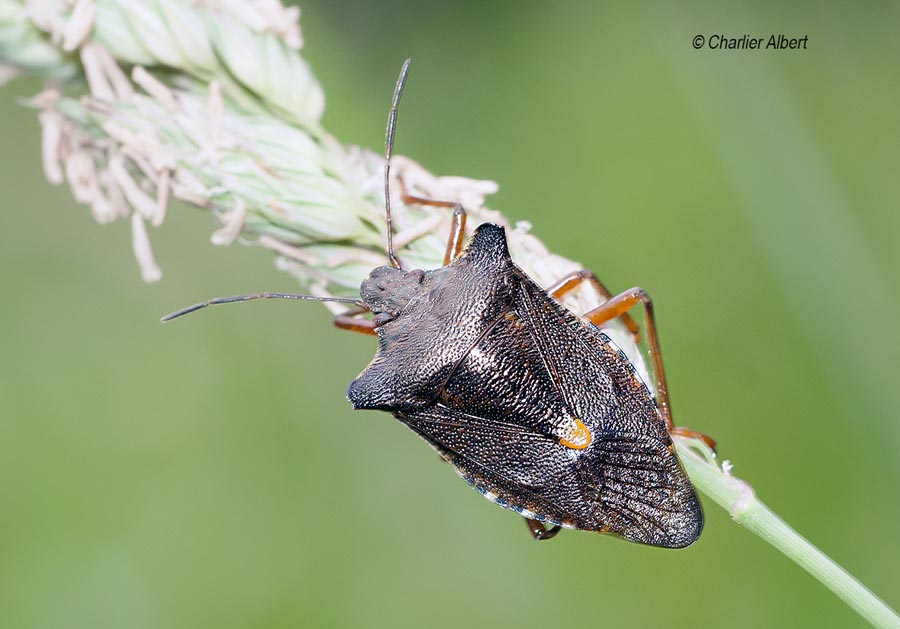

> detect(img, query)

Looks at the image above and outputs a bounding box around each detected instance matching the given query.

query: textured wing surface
[402,268,702,548]
[515,270,701,546]
[401,404,701,547]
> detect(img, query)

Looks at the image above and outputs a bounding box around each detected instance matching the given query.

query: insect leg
[334,306,378,336]
[582,287,716,449]
[524,517,562,541]
[547,270,641,341]
[402,193,467,264]
[667,427,716,448]
[584,287,670,422]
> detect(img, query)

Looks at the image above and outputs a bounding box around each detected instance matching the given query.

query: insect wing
[514,270,703,547]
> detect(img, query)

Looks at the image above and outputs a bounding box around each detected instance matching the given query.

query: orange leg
[547,270,641,341]
[402,193,467,264]
[669,427,716,449]
[334,306,378,336]
[524,517,561,541]
[583,286,716,450]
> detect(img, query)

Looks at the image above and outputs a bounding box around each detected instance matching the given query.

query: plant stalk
[677,440,900,629]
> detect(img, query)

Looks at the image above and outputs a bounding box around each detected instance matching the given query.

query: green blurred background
[1,2,898,627]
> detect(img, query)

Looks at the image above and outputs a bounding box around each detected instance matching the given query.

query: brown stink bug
[164,60,712,547]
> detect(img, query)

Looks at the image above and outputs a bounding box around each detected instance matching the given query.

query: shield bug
[164,60,712,548]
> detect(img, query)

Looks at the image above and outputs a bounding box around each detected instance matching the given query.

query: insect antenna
[161,293,363,322]
[384,58,412,269]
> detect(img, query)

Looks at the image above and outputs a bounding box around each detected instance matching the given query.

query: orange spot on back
[559,417,592,450]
